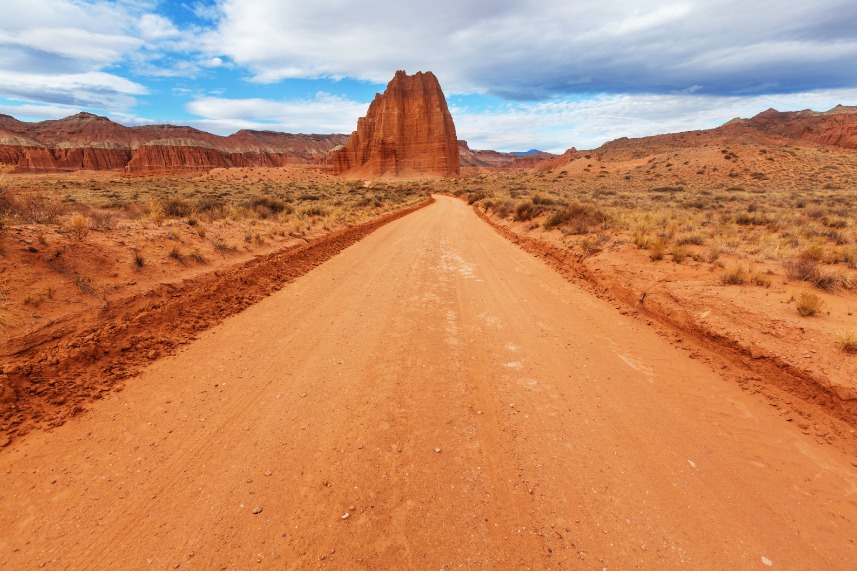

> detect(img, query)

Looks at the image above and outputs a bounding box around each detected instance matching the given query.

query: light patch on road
[618,354,655,380]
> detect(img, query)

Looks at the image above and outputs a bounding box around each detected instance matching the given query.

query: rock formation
[333,71,460,178]
[458,140,557,169]
[0,112,348,173]
[589,106,857,162]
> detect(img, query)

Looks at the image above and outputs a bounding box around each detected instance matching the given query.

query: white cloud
[0,0,189,109]
[453,88,857,153]
[185,92,367,134]
[202,0,857,97]
[0,102,82,121]
[0,70,146,110]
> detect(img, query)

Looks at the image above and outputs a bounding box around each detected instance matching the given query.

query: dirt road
[1,195,854,569]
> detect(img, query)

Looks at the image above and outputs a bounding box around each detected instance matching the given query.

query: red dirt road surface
[1,195,855,569]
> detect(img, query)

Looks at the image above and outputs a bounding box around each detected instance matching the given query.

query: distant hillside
[587,105,857,162]
[458,140,557,169]
[0,112,349,173]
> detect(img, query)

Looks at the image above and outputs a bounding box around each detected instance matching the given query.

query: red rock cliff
[0,112,348,173]
[333,71,460,178]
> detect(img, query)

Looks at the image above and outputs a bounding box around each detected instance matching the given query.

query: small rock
[761,556,773,566]
[434,447,441,453]
[264,470,272,477]
[251,507,262,514]
[341,512,350,519]
[349,505,356,511]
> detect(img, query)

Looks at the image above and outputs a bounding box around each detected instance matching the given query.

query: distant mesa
[458,140,557,169]
[332,70,461,179]
[0,112,348,173]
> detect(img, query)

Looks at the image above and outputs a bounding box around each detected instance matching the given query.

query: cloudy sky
[1,0,856,152]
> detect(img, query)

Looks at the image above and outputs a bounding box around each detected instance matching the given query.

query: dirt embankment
[472,205,857,447]
[0,198,434,445]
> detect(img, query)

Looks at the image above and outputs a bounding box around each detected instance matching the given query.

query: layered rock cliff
[332,71,460,178]
[0,112,348,173]
[590,106,857,162]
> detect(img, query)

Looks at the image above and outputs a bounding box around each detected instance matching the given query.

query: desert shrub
[161,197,193,218]
[796,292,825,316]
[751,272,773,287]
[6,191,65,224]
[514,201,541,222]
[532,194,556,206]
[301,206,327,217]
[543,202,606,233]
[785,248,854,291]
[64,212,90,240]
[648,239,667,261]
[671,244,689,263]
[494,200,514,219]
[147,201,165,226]
[835,329,857,353]
[168,246,186,264]
[189,249,207,264]
[785,249,823,282]
[677,234,705,246]
[243,196,292,219]
[467,191,487,205]
[89,208,115,230]
[721,266,747,285]
[194,197,226,215]
[132,248,144,268]
[706,246,721,263]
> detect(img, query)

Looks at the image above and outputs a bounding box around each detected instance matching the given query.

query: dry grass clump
[64,212,90,240]
[721,266,747,285]
[835,329,857,353]
[795,292,825,316]
[785,247,855,291]
[648,239,667,261]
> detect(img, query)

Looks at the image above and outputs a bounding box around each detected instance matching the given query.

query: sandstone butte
[332,70,461,178]
[0,112,348,173]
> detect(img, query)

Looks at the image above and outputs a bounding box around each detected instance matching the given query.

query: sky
[1,0,856,153]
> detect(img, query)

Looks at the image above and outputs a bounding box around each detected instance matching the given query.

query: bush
[543,202,606,233]
[671,245,689,263]
[796,292,825,316]
[162,198,193,218]
[648,240,666,261]
[494,200,514,219]
[65,212,90,240]
[721,266,747,285]
[514,201,541,222]
[836,329,857,353]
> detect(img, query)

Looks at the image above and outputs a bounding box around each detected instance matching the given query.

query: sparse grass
[648,239,667,261]
[721,266,747,285]
[132,248,145,269]
[751,272,772,287]
[671,244,689,263]
[796,292,825,316]
[168,246,185,264]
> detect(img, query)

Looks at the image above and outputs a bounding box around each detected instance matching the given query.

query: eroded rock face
[0,112,348,172]
[333,71,460,178]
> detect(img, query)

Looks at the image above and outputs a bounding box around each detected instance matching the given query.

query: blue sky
[1,0,856,152]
